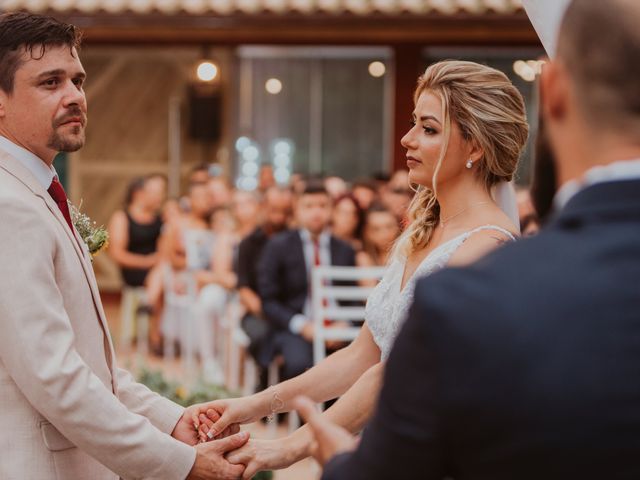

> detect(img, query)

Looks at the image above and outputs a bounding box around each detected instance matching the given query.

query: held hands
[191,396,267,442]
[187,431,251,480]
[173,404,250,480]
[294,396,359,466]
[226,438,298,480]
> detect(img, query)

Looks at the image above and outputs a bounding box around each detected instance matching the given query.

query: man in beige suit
[0,12,248,480]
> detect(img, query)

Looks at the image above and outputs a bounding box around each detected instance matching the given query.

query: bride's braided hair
[395,60,529,257]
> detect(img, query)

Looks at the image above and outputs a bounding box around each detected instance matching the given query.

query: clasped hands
[174,395,359,480]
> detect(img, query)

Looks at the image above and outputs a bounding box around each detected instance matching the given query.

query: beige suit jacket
[0,150,196,480]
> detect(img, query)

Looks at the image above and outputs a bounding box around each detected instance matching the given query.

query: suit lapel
[0,152,116,380]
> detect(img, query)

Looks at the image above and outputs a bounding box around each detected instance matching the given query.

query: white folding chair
[311,265,385,365]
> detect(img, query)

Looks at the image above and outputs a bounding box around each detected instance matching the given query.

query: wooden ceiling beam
[50,13,539,46]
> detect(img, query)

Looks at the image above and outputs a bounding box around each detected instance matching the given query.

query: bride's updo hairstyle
[397,60,529,257]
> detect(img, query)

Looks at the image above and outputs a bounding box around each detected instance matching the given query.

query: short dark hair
[302,181,329,197]
[0,12,82,94]
[558,0,640,135]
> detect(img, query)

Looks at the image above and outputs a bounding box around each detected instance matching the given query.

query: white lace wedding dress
[366,225,516,360]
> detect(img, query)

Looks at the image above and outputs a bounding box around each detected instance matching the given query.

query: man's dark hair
[0,12,82,94]
[557,0,640,135]
[302,181,329,197]
[353,179,377,192]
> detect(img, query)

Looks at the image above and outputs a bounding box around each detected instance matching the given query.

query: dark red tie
[48,177,74,232]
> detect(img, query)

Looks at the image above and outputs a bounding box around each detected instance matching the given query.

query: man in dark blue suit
[296,0,640,478]
[258,183,355,380]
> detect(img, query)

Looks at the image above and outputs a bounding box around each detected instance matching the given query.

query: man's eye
[42,78,59,87]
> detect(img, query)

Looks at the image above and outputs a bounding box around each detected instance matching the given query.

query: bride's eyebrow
[420,115,441,125]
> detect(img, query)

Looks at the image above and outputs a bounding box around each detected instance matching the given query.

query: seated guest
[298,1,640,478]
[165,182,213,275]
[352,179,378,211]
[357,204,400,271]
[165,182,232,380]
[324,175,348,200]
[232,190,261,239]
[331,193,364,252]
[107,173,166,350]
[108,174,166,287]
[237,187,293,376]
[381,170,413,227]
[258,183,356,380]
[208,176,232,210]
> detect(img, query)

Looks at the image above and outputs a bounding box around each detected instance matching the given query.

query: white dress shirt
[289,229,333,334]
[0,135,57,189]
[554,159,640,211]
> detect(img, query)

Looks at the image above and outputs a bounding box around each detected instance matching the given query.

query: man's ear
[540,61,569,123]
[0,92,6,118]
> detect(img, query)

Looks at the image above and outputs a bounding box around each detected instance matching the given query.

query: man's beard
[47,108,87,152]
[47,126,85,152]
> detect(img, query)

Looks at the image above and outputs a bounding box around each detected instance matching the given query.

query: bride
[199,59,529,478]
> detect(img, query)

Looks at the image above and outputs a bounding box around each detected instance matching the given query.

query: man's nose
[62,80,86,110]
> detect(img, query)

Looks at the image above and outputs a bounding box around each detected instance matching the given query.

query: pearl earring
[466,160,473,169]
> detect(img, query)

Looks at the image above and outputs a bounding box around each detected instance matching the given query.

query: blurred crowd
[107,163,539,385]
[107,165,410,381]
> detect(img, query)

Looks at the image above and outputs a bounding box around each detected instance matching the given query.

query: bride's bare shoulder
[447,223,518,267]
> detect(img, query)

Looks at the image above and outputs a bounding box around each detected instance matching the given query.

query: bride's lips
[406,156,422,168]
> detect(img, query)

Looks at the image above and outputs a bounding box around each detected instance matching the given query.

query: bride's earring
[466,159,473,169]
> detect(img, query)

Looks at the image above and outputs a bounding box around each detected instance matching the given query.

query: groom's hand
[187,431,250,480]
[294,396,358,466]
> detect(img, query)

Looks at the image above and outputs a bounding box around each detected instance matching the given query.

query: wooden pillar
[392,45,425,172]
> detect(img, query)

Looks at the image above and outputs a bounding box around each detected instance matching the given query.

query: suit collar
[551,179,640,228]
[0,135,56,190]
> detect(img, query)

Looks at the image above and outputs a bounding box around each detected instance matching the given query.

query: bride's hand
[198,396,268,440]
[226,438,298,480]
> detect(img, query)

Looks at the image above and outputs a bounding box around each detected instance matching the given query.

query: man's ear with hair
[540,61,569,124]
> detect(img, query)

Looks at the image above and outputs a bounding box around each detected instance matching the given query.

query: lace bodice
[366,225,516,360]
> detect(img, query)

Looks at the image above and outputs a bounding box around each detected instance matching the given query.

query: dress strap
[465,224,518,242]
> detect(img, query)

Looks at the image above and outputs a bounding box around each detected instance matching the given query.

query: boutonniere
[69,201,109,258]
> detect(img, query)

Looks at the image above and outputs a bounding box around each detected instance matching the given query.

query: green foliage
[69,201,109,256]
[136,368,232,407]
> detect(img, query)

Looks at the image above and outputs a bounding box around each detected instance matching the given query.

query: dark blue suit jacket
[324,179,640,480]
[258,229,356,331]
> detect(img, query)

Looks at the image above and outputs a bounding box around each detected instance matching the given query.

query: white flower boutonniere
[69,202,109,258]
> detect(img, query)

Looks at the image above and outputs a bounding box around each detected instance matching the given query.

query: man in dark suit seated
[296,1,640,478]
[258,183,356,380]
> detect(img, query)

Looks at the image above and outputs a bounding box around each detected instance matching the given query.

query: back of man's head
[0,12,82,94]
[557,0,640,139]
